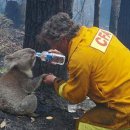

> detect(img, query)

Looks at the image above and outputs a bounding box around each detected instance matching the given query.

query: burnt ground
[0,67,76,130]
[0,109,75,130]
[0,48,95,130]
[0,76,95,130]
[0,63,95,130]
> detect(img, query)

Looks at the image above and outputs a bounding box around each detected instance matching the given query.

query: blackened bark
[109,0,121,35]
[117,0,130,49]
[5,1,22,27]
[93,0,100,27]
[24,0,74,77]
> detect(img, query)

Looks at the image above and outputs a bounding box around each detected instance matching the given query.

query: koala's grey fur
[0,48,45,116]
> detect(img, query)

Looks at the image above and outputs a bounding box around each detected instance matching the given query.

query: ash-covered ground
[0,83,95,130]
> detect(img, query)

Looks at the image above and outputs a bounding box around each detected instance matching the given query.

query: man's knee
[75,105,128,130]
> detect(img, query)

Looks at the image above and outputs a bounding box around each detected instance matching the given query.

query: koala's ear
[4,55,13,61]
[4,55,18,69]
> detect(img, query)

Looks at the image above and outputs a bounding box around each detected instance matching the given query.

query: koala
[0,48,45,116]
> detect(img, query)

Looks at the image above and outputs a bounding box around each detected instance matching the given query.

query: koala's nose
[30,50,36,59]
[30,50,36,55]
[32,51,36,55]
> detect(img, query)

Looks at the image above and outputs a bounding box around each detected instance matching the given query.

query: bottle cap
[36,52,41,57]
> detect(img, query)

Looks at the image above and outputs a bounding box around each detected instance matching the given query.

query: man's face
[45,38,69,57]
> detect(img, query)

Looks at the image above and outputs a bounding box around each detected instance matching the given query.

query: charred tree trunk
[5,1,22,28]
[24,0,73,77]
[109,0,121,35]
[117,0,130,49]
[23,0,74,114]
[93,0,100,27]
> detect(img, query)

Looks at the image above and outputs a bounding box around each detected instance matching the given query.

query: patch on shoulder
[90,29,113,53]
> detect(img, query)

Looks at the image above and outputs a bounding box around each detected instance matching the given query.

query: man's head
[38,12,80,55]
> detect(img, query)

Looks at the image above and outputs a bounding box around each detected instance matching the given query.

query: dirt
[0,56,95,130]
[0,81,95,130]
[0,41,79,130]
[0,108,76,130]
[0,85,80,130]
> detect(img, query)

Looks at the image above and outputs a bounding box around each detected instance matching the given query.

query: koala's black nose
[32,51,36,55]
[29,49,36,59]
[30,49,36,55]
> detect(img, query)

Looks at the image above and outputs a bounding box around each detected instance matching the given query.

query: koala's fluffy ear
[4,55,18,69]
[5,55,13,60]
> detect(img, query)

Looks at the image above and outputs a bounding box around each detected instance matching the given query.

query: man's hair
[38,12,80,42]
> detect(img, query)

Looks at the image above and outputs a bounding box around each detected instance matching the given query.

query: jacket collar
[68,26,87,62]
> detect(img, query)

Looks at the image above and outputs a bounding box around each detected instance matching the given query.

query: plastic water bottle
[36,51,65,65]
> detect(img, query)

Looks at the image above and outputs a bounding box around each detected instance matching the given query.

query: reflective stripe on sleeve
[78,122,111,130]
[58,83,67,97]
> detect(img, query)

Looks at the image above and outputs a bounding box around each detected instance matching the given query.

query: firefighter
[38,12,130,130]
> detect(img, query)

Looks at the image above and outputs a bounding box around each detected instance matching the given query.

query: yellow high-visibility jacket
[54,26,130,114]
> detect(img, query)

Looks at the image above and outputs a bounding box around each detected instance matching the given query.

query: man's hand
[43,74,56,85]
[48,49,62,54]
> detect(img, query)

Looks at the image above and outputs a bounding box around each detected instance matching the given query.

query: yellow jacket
[54,26,130,114]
